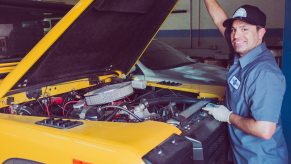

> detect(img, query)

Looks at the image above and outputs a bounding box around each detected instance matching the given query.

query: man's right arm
[203,105,276,140]
[204,0,228,36]
[229,113,276,140]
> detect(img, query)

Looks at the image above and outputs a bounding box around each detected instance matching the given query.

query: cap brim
[223,18,236,28]
[223,17,257,28]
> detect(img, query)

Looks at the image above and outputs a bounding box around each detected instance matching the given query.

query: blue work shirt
[226,43,288,164]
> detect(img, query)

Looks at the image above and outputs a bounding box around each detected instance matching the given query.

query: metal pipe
[198,0,201,47]
[190,0,193,48]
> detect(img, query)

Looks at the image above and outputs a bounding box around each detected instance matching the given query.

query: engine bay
[1,81,215,125]
[1,81,212,125]
[0,80,229,162]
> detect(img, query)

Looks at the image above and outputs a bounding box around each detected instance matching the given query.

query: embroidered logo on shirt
[230,76,240,90]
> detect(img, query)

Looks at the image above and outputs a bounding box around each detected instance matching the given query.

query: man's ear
[258,28,266,40]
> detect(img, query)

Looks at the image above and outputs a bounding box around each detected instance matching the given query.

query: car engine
[2,81,204,122]
[1,80,228,163]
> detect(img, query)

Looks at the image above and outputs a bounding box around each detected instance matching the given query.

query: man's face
[231,20,266,56]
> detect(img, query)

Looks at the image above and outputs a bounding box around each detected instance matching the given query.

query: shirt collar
[238,43,267,68]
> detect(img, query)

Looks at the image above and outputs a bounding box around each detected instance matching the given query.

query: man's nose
[233,30,241,39]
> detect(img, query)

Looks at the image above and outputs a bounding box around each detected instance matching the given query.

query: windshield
[0,1,71,61]
[140,40,194,70]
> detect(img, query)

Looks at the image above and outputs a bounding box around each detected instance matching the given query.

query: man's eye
[242,28,248,31]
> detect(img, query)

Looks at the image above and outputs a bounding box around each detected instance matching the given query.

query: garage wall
[157,0,285,58]
[43,0,284,58]
[162,0,284,30]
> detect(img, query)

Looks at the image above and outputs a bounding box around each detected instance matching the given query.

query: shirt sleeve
[247,70,286,123]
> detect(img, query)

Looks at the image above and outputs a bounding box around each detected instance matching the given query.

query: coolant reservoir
[131,103,151,119]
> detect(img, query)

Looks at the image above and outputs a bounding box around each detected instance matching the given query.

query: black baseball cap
[223,5,266,28]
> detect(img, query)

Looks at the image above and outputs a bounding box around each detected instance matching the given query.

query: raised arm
[204,0,228,36]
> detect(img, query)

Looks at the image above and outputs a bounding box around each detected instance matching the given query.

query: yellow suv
[0,0,227,164]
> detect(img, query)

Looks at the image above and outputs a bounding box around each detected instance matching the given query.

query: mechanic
[202,1,288,163]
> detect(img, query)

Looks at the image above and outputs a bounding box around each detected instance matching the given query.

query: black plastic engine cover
[142,134,193,164]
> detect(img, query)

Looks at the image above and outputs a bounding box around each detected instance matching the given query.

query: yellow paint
[0,67,14,74]
[0,62,18,75]
[0,62,18,67]
[0,0,94,100]
[0,73,119,108]
[0,114,180,163]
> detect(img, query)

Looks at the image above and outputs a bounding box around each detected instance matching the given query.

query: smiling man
[230,20,265,56]
[203,1,288,163]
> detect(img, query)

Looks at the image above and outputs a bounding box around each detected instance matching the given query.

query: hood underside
[15,0,178,88]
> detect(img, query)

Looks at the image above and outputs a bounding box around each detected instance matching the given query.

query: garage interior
[1,0,290,162]
[22,0,291,160]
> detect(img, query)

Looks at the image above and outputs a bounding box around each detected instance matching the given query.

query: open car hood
[0,0,177,97]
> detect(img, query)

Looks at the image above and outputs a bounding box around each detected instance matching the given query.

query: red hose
[62,101,78,117]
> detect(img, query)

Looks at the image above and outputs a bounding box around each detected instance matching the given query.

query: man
[202,1,288,163]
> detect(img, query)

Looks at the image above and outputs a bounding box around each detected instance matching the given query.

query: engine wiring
[62,101,79,117]
[44,103,50,117]
[18,106,32,115]
[101,105,144,122]
[36,98,48,116]
[0,81,219,126]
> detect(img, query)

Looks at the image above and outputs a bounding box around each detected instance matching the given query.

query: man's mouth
[233,40,245,48]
